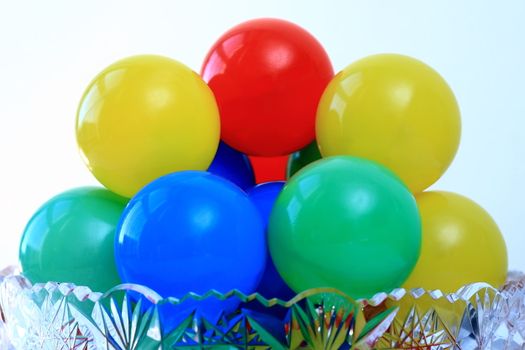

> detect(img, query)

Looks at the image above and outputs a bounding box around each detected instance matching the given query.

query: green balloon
[286,141,322,178]
[19,187,128,292]
[269,156,421,299]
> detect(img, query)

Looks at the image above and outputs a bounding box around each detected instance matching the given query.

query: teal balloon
[286,141,322,178]
[19,187,127,292]
[269,156,421,299]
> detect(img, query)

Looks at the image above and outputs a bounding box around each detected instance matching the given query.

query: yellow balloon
[76,55,220,198]
[316,54,461,193]
[387,191,506,326]
[405,191,507,291]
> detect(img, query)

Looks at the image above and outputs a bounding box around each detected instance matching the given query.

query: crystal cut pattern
[1,272,525,349]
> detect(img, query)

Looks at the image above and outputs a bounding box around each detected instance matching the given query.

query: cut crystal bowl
[1,267,524,349]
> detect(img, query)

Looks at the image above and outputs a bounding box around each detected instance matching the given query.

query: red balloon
[201,18,334,156]
[249,155,288,184]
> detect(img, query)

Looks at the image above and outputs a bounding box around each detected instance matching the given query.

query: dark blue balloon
[208,141,255,191]
[115,171,266,323]
[247,182,295,301]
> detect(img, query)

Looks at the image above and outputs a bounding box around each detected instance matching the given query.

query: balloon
[77,55,220,198]
[115,171,266,319]
[389,191,507,326]
[268,156,421,299]
[19,187,127,292]
[249,155,288,184]
[403,191,508,291]
[202,18,334,156]
[247,182,295,301]
[208,141,255,191]
[286,141,322,178]
[316,54,461,193]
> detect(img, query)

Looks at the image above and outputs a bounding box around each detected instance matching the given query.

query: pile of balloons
[19,18,507,319]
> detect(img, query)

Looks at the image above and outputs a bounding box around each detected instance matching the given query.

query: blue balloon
[208,141,255,191]
[247,182,295,301]
[115,171,266,323]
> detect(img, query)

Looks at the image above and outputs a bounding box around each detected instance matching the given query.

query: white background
[0,1,523,269]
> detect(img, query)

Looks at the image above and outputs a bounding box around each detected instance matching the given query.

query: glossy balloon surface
[247,182,295,301]
[403,191,508,291]
[19,187,127,292]
[202,18,333,156]
[268,156,421,299]
[77,55,220,198]
[115,171,266,318]
[208,141,255,191]
[286,141,322,178]
[316,54,461,193]
[249,155,288,184]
